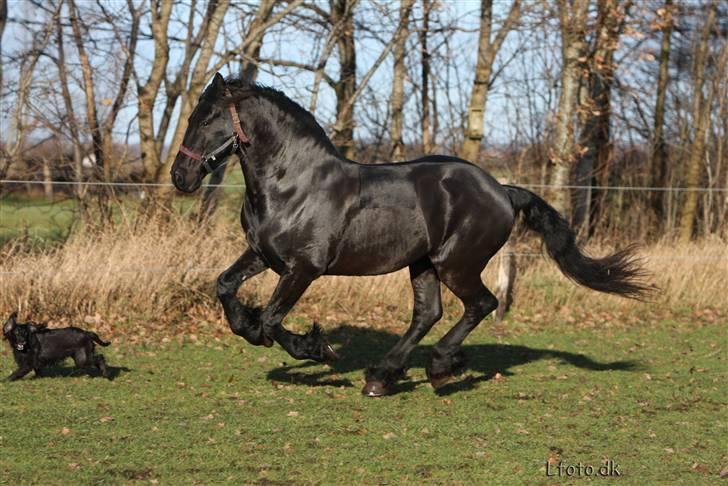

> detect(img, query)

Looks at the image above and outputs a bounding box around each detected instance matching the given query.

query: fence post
[495,240,516,322]
[495,177,517,321]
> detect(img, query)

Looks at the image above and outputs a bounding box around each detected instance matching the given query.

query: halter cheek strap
[177,87,250,172]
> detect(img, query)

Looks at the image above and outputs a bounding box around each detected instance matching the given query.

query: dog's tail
[503,184,654,299]
[87,332,111,347]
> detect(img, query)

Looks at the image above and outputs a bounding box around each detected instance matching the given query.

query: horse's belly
[326,208,428,276]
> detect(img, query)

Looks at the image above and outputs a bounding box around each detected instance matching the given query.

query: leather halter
[177,87,250,173]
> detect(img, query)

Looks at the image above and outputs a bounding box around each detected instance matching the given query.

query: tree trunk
[389,0,415,161]
[157,0,230,186]
[0,0,6,99]
[240,0,275,81]
[574,0,628,234]
[648,0,674,228]
[679,1,721,242]
[4,4,59,179]
[420,0,433,154]
[460,0,521,163]
[331,0,357,159]
[55,17,85,200]
[137,0,173,181]
[495,240,516,322]
[99,0,140,183]
[68,0,104,179]
[549,0,589,215]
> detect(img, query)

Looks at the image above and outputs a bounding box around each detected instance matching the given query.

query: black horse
[171,73,651,396]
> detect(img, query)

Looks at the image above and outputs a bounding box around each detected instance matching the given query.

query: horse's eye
[202,120,209,127]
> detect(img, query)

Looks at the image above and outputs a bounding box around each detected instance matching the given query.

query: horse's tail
[503,185,654,299]
[87,332,111,347]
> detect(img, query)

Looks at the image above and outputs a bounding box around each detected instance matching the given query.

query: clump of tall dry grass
[1,213,725,339]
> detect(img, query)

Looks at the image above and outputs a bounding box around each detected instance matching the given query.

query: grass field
[1,187,725,483]
[0,317,724,484]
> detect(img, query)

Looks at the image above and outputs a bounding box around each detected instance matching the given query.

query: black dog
[3,312,112,380]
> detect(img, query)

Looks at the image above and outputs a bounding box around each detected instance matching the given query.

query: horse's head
[172,73,243,193]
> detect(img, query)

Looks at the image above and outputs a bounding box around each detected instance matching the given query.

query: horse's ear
[3,312,17,335]
[212,72,225,90]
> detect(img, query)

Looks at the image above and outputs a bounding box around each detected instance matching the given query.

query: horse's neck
[239,139,343,198]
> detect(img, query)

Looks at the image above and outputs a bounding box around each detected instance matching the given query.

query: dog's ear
[4,313,17,335]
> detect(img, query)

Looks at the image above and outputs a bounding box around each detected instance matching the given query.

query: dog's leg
[6,365,32,381]
[73,347,91,371]
[95,354,110,379]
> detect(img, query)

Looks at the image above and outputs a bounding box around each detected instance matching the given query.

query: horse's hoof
[262,334,274,348]
[361,380,390,397]
[426,369,454,390]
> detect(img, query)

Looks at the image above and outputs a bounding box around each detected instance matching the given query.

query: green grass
[0,174,245,245]
[0,319,724,484]
[0,194,78,244]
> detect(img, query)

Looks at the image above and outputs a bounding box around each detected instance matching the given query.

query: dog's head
[3,313,43,352]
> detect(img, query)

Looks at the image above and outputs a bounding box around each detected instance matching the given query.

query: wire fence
[1,178,726,278]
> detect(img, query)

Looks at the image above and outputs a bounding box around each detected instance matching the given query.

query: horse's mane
[224,77,339,156]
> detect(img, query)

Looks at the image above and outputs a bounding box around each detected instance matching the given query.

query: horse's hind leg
[427,269,498,390]
[363,259,442,397]
[217,249,270,346]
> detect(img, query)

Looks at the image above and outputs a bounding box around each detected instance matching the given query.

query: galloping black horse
[171,73,651,396]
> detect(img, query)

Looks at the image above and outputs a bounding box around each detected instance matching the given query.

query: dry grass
[1,214,725,339]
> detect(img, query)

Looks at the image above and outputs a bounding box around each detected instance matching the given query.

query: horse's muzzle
[171,159,203,193]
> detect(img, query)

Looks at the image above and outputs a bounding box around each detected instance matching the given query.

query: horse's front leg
[261,271,338,363]
[217,249,271,346]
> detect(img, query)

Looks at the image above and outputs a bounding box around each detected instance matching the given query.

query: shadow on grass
[36,365,132,381]
[267,324,640,395]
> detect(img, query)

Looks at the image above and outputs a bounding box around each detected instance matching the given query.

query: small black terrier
[3,312,112,380]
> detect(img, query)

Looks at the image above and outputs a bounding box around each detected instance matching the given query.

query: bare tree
[573,0,630,233]
[156,0,231,186]
[389,0,415,160]
[98,0,141,182]
[419,0,433,154]
[678,0,722,241]
[67,0,105,180]
[67,0,139,183]
[0,0,6,98]
[54,11,84,198]
[549,0,589,214]
[2,3,61,180]
[331,0,358,159]
[136,0,173,181]
[648,0,674,227]
[460,0,522,163]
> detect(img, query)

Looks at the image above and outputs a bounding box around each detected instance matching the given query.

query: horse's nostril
[173,170,184,186]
